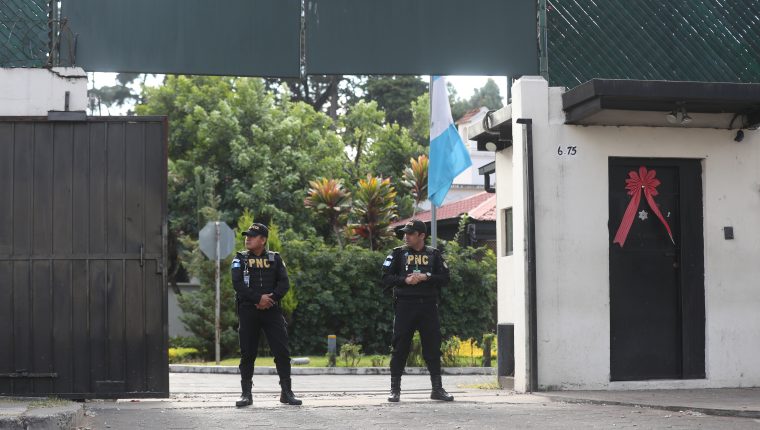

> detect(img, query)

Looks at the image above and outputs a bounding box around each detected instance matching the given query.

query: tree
[340,100,385,176]
[409,92,430,146]
[470,79,504,112]
[136,76,348,283]
[88,72,145,115]
[363,76,428,127]
[273,75,344,120]
[401,155,429,217]
[365,123,424,182]
[450,78,504,121]
[349,175,398,251]
[304,178,352,248]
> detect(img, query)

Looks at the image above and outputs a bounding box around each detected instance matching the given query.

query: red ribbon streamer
[613,166,674,247]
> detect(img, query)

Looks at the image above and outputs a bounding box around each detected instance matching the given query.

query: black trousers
[238,305,292,383]
[389,299,442,377]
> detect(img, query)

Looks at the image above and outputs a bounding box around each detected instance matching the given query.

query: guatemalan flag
[428,76,472,207]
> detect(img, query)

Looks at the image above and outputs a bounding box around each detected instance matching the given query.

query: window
[504,208,513,256]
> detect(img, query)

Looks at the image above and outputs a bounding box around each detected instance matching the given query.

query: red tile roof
[392,191,496,227]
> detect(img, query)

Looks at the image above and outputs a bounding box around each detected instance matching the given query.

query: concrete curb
[170,365,495,376]
[541,394,760,419]
[0,399,84,430]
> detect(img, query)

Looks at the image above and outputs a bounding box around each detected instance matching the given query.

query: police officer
[381,219,454,403]
[231,223,302,407]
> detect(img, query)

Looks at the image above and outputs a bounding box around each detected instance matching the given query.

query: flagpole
[429,75,438,248]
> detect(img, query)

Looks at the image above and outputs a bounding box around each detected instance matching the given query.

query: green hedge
[282,237,392,354]
[282,233,496,355]
[176,230,497,357]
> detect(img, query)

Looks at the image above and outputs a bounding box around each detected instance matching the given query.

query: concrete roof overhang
[463,104,513,153]
[562,79,760,130]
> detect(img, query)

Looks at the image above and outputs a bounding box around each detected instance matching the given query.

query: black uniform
[231,249,292,383]
[382,244,450,377]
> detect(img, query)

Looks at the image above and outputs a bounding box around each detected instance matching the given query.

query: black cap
[400,219,426,234]
[242,223,269,237]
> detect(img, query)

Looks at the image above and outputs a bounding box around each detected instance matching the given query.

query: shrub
[405,332,424,367]
[168,347,201,363]
[437,240,497,341]
[169,335,206,350]
[441,336,461,367]
[339,342,363,367]
[282,234,394,354]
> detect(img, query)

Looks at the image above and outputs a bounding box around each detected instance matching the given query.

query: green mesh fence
[546,0,760,88]
[0,0,52,67]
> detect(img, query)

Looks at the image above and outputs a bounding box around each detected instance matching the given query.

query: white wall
[502,77,760,391]
[496,146,514,324]
[454,140,496,186]
[0,67,87,115]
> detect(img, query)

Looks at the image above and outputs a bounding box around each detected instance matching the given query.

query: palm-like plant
[304,178,352,248]
[401,154,428,217]
[350,175,398,250]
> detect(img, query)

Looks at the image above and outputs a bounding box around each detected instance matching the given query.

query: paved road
[80,374,760,429]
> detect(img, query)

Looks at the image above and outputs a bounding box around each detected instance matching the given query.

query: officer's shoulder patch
[383,253,394,267]
[232,259,241,269]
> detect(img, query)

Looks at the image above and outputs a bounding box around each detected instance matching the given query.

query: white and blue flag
[428,76,472,207]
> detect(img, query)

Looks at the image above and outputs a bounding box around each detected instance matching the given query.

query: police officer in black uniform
[231,223,301,407]
[382,219,454,403]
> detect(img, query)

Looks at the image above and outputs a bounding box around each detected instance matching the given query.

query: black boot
[279,378,302,405]
[430,375,454,401]
[235,380,253,407]
[387,376,401,402]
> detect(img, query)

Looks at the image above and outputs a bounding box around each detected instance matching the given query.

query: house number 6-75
[557,146,577,156]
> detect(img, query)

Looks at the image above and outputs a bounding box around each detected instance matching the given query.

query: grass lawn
[182,355,493,367]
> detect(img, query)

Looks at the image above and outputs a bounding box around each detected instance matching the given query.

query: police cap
[400,219,426,234]
[242,223,269,237]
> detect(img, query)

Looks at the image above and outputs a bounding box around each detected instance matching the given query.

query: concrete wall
[500,77,760,391]
[168,284,200,338]
[0,67,87,115]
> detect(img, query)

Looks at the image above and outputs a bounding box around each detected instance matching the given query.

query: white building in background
[466,76,760,392]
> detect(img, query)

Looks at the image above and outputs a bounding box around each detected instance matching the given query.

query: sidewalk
[0,398,84,430]
[540,387,760,418]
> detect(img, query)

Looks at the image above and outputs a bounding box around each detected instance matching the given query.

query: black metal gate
[0,117,169,398]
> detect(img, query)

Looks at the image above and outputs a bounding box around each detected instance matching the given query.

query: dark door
[0,117,168,398]
[609,157,704,381]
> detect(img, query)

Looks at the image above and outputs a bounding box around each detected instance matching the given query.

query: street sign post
[199,221,235,364]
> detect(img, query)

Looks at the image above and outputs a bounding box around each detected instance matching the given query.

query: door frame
[608,157,705,380]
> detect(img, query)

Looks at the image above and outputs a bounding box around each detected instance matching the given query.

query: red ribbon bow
[613,166,674,247]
